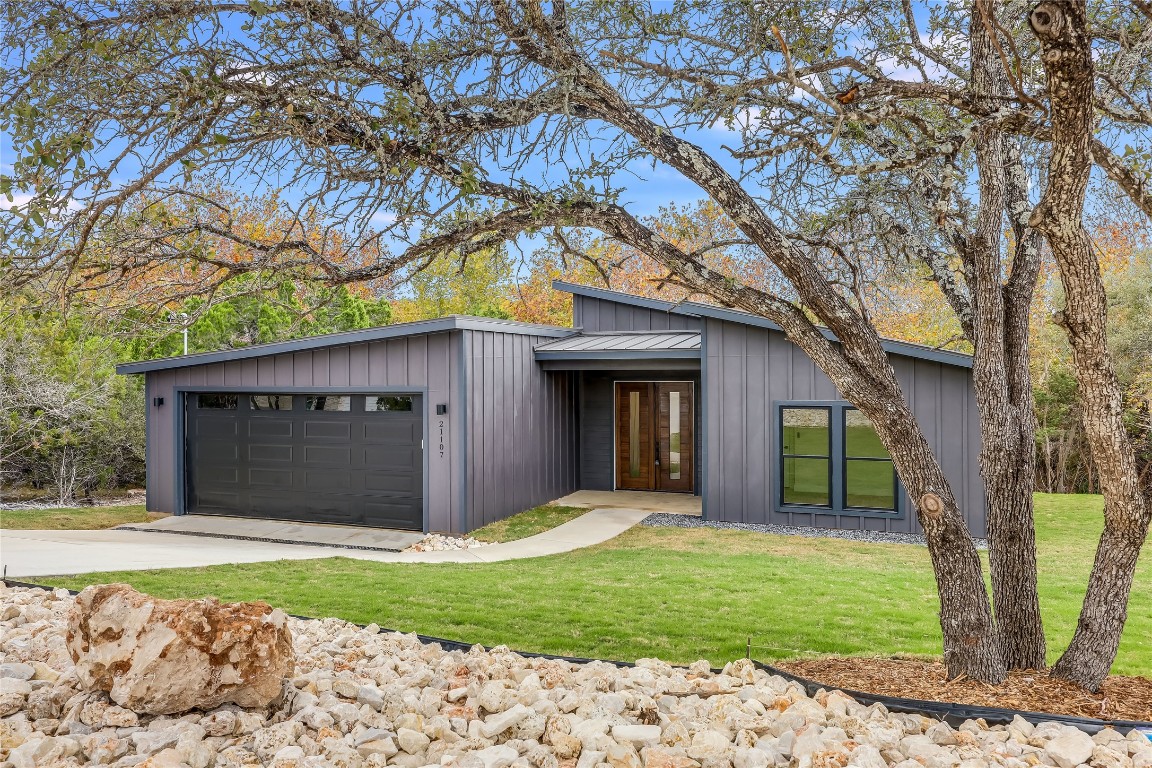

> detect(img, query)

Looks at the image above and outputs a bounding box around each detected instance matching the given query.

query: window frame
[774,400,904,519]
[778,405,833,508]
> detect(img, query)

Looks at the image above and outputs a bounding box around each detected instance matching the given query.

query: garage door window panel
[306,395,350,411]
[367,395,413,411]
[198,394,238,409]
[251,395,294,410]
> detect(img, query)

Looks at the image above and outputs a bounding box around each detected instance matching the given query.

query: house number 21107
[438,419,446,458]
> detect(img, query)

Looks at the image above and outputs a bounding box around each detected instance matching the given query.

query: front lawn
[0,504,164,530]
[470,505,588,542]
[48,494,1150,674]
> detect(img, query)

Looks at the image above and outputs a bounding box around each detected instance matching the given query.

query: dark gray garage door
[185,393,423,530]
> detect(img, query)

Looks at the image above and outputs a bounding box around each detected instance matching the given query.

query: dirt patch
[777,656,1152,723]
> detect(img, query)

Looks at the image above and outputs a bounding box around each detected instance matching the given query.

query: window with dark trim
[198,394,237,409]
[780,406,831,506]
[843,408,896,511]
[778,402,900,516]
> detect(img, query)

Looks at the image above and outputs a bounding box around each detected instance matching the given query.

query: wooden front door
[615,382,694,493]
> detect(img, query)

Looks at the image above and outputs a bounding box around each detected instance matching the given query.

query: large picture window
[778,402,900,516]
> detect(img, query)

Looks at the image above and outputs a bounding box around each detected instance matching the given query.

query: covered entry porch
[534,331,703,498]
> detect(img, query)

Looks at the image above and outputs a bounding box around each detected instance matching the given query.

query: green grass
[469,505,588,542]
[47,494,1150,674]
[0,504,163,530]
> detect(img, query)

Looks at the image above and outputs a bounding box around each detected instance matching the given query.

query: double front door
[615,382,694,493]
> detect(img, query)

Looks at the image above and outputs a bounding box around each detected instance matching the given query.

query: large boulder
[66,584,294,714]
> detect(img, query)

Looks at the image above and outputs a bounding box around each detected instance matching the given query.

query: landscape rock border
[5,579,1147,737]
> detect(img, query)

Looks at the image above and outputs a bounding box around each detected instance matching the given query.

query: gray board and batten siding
[123,317,578,535]
[459,328,579,532]
[558,281,987,537]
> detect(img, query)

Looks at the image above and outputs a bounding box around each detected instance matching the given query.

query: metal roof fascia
[551,280,681,313]
[533,349,702,361]
[553,281,975,369]
[674,302,973,369]
[117,316,574,375]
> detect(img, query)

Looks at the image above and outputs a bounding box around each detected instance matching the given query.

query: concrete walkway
[0,508,650,578]
[554,490,702,515]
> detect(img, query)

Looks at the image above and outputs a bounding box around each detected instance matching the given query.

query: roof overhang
[117,315,574,375]
[552,280,973,369]
[533,330,701,366]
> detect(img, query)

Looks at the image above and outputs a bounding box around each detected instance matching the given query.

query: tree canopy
[3,0,1149,688]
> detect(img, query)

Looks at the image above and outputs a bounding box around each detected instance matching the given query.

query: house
[117,281,986,536]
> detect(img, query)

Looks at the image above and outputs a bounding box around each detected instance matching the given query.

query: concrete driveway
[0,507,651,579]
[0,528,344,578]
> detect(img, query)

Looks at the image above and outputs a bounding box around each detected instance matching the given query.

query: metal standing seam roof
[116,315,575,375]
[534,330,701,356]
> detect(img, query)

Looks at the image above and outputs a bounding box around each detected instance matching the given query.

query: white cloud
[0,193,84,213]
[710,106,779,133]
[0,192,32,211]
[370,210,398,225]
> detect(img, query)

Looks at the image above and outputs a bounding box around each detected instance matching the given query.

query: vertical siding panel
[483,333,496,524]
[349,344,369,386]
[722,324,746,521]
[407,336,428,387]
[386,339,408,386]
[310,349,330,386]
[241,358,258,387]
[745,331,768,524]
[813,366,838,400]
[766,332,791,524]
[448,333,463,532]
[273,354,292,385]
[909,360,943,535]
[792,344,814,400]
[223,361,243,386]
[425,333,452,532]
[368,341,387,383]
[256,357,274,387]
[293,353,313,387]
[706,321,722,518]
[965,376,986,536]
[940,366,970,530]
[329,347,349,388]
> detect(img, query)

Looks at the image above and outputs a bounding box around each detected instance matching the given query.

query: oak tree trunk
[1028,0,1152,691]
[969,0,1046,670]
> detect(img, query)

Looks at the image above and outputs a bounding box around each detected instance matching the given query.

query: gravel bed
[5,584,1148,768]
[641,513,989,549]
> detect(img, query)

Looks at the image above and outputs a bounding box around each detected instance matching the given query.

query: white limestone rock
[66,584,294,715]
[1044,727,1095,768]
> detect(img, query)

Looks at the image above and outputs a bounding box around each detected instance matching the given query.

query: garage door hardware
[111,525,408,553]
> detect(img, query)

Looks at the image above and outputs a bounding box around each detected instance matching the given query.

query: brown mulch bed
[777,657,1152,723]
